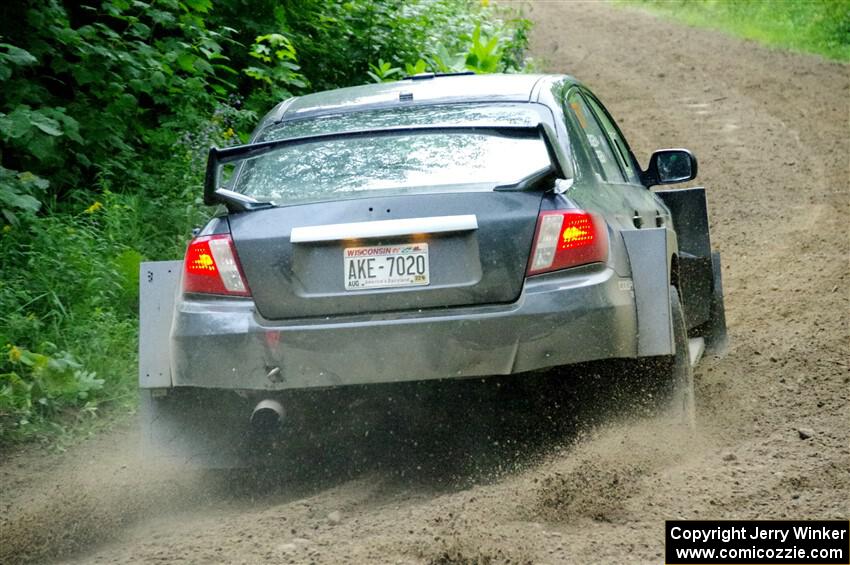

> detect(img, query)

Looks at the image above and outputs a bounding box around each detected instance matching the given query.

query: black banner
[666,520,849,564]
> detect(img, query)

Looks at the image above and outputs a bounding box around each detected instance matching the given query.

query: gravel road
[2,2,848,563]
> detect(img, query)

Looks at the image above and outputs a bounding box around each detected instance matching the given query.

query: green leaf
[149,70,166,88]
[182,0,212,13]
[176,52,196,73]
[29,112,63,136]
[129,22,151,39]
[54,26,80,46]
[1,208,16,224]
[129,78,152,94]
[0,108,33,140]
[51,112,82,144]
[26,135,56,162]
[17,171,49,191]
[0,190,41,212]
[149,8,176,26]
[405,59,428,75]
[71,64,104,86]
[0,44,37,66]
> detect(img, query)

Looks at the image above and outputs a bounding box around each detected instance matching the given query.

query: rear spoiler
[205,123,572,212]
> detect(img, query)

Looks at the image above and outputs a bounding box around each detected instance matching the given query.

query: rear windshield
[232,104,554,206]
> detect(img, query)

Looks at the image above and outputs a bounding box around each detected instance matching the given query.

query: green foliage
[1,344,104,441]
[0,167,49,224]
[622,0,850,61]
[256,0,533,88]
[465,24,503,74]
[0,0,239,204]
[0,0,532,445]
[405,59,429,76]
[367,59,404,83]
[244,33,308,104]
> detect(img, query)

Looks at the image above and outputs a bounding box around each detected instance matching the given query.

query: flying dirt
[1,2,848,564]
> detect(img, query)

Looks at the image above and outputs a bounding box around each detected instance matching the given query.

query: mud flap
[622,228,674,357]
[655,187,728,353]
[656,187,713,329]
[138,261,182,388]
[703,251,728,355]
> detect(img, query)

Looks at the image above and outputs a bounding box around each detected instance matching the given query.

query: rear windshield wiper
[204,123,572,212]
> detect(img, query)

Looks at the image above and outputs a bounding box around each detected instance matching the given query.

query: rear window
[232,104,554,206]
[259,103,547,140]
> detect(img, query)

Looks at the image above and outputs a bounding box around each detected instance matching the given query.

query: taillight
[182,234,251,296]
[527,210,608,275]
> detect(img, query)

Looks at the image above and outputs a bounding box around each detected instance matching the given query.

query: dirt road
[2,2,848,563]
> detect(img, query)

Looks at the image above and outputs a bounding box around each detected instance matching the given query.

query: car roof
[274,73,577,122]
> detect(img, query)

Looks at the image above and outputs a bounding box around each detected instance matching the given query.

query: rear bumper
[168,265,637,390]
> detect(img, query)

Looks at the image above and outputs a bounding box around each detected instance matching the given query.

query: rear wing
[204,123,572,212]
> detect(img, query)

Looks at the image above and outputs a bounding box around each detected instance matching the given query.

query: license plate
[344,243,429,290]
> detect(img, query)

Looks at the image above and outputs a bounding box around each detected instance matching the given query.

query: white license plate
[344,243,429,290]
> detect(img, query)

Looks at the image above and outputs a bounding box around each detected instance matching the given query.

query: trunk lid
[229,191,542,319]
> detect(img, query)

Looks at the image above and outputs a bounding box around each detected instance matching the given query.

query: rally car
[139,73,726,467]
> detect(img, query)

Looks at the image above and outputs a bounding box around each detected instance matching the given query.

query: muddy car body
[139,73,726,467]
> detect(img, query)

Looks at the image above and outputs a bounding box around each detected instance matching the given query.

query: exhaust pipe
[251,399,284,433]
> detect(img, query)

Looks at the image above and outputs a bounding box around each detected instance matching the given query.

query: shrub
[0,344,104,441]
[0,0,532,445]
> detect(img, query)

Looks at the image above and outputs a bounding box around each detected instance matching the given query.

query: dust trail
[533,417,708,523]
[395,412,709,565]
[1,365,644,564]
[0,433,209,564]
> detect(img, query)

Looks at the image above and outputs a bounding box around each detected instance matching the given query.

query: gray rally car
[139,73,726,467]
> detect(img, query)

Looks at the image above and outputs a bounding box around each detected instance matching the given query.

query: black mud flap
[657,187,713,329]
[657,187,727,353]
[701,251,728,355]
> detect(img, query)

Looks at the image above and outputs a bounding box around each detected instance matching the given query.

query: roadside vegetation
[0,0,532,446]
[622,0,850,61]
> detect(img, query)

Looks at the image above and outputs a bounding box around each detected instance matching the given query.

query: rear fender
[139,260,182,388]
[622,227,674,357]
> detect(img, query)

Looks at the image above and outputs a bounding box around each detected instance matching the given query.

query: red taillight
[182,234,251,296]
[527,210,608,275]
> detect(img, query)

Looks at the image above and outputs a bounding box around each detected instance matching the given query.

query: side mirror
[643,149,697,187]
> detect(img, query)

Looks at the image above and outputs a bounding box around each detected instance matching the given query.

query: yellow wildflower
[2,225,11,234]
[84,201,104,214]
[8,345,22,363]
[223,127,235,139]
[481,0,489,6]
